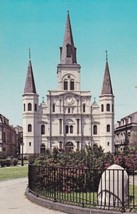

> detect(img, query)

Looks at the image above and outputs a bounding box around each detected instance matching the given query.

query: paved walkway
[0,177,65,214]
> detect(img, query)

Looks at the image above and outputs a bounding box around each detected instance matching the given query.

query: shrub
[114,154,137,171]
[0,152,6,159]
[0,159,6,167]
[29,145,115,192]
[0,159,12,167]
[12,158,18,166]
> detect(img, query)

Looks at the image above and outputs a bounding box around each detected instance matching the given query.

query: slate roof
[101,61,113,95]
[24,60,36,94]
[60,12,77,64]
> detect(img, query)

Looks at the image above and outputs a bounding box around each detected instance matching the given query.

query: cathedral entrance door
[65,141,74,152]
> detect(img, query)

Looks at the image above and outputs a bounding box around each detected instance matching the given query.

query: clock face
[66,96,74,105]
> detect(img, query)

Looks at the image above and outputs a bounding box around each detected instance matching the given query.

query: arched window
[35,104,37,111]
[28,103,32,111]
[66,44,71,57]
[77,141,80,151]
[107,124,110,132]
[101,104,104,112]
[40,144,45,154]
[70,80,74,90]
[28,124,32,132]
[106,104,110,111]
[107,142,110,146]
[24,104,25,111]
[93,125,97,135]
[64,80,68,90]
[29,142,31,146]
[65,142,73,152]
[77,119,79,134]
[53,103,55,112]
[59,119,62,134]
[68,108,70,113]
[70,125,73,133]
[41,125,45,135]
[59,141,63,150]
[83,104,86,113]
[66,125,69,134]
[112,104,114,112]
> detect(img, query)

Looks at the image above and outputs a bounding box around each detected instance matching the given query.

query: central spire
[60,12,77,64]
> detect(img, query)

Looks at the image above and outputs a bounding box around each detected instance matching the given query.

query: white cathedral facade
[23,13,115,155]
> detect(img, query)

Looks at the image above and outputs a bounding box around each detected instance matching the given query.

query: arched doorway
[40,144,46,154]
[65,142,74,152]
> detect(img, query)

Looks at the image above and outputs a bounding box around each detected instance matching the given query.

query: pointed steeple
[101,51,113,95]
[60,11,77,64]
[24,52,36,94]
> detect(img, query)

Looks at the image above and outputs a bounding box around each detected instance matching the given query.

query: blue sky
[0,0,137,126]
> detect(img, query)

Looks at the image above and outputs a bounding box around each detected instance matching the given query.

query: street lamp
[20,132,24,166]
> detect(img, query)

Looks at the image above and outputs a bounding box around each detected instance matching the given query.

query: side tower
[99,52,114,152]
[22,55,39,155]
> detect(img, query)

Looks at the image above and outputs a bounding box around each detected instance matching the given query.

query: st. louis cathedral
[23,13,114,155]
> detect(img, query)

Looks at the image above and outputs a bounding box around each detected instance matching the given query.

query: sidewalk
[0,177,65,214]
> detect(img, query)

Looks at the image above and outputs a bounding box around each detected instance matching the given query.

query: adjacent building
[23,13,115,156]
[0,114,20,157]
[115,112,137,152]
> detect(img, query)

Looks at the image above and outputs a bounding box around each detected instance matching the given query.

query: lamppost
[20,132,24,166]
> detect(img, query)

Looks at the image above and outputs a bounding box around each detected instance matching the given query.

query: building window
[70,80,74,90]
[70,125,73,133]
[28,103,32,111]
[35,104,37,111]
[41,125,45,135]
[101,104,104,112]
[93,125,97,135]
[59,119,62,134]
[107,124,110,132]
[66,125,69,134]
[53,103,55,112]
[112,104,114,112]
[28,124,32,132]
[68,108,70,113]
[77,119,79,134]
[24,104,25,111]
[59,141,63,150]
[106,104,110,111]
[77,141,80,151]
[66,44,71,57]
[65,142,73,152]
[83,104,86,113]
[64,80,68,90]
[29,142,31,146]
[3,132,6,142]
[107,142,110,146]
[40,144,45,154]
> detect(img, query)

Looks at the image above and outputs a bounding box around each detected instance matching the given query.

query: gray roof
[101,61,113,95]
[24,60,36,94]
[60,12,77,64]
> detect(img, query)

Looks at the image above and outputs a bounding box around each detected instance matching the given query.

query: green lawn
[0,165,28,181]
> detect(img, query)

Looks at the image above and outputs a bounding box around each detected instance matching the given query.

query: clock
[65,96,74,105]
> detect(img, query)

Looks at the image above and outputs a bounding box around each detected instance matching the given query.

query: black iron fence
[28,164,137,212]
